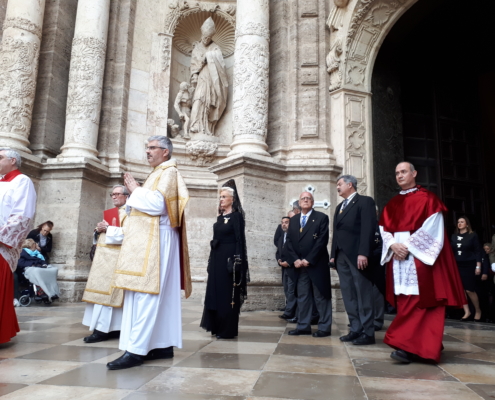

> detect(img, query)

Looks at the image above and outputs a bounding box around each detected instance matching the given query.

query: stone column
[228,0,271,157]
[58,0,111,161]
[0,0,46,153]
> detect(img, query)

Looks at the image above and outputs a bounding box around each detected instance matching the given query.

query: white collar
[343,192,357,203]
[301,209,313,219]
[399,187,418,195]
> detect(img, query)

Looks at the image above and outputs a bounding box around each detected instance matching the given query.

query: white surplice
[380,212,444,296]
[82,226,125,333]
[118,186,182,355]
[0,174,37,271]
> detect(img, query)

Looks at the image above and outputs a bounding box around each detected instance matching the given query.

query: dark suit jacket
[284,209,331,299]
[330,193,376,280]
[275,231,287,263]
[273,224,283,247]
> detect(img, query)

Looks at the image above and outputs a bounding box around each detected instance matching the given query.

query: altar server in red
[380,162,464,363]
[0,149,37,343]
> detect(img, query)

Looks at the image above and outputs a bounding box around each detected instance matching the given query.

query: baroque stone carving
[162,36,171,71]
[236,22,270,43]
[174,11,235,57]
[334,0,350,7]
[3,17,42,40]
[66,36,106,123]
[186,140,217,166]
[346,65,365,86]
[326,39,343,91]
[0,37,39,136]
[173,81,193,139]
[232,43,269,138]
[165,1,236,36]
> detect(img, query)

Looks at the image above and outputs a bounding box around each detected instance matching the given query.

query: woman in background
[27,221,54,263]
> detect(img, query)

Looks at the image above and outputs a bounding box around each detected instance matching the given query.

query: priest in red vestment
[379,162,465,363]
[0,148,37,344]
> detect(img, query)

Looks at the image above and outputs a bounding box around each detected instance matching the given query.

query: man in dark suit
[285,192,332,337]
[330,175,376,345]
[277,216,297,321]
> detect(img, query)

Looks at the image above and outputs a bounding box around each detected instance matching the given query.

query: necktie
[340,198,348,213]
[301,215,307,228]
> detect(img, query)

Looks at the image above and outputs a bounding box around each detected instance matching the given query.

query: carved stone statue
[189,17,228,136]
[174,81,193,139]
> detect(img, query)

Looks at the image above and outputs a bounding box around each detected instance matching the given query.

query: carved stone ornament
[173,11,235,57]
[165,1,236,37]
[232,43,269,138]
[66,36,106,123]
[3,17,42,40]
[185,140,218,166]
[162,36,172,71]
[236,22,270,43]
[346,65,365,86]
[326,39,343,92]
[0,37,39,136]
[334,0,350,7]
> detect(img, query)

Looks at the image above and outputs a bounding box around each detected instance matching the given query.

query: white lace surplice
[380,212,444,296]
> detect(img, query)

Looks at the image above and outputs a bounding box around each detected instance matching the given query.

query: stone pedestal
[58,0,111,161]
[229,0,270,157]
[0,0,46,153]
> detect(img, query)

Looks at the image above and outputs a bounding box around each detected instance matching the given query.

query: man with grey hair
[0,148,37,344]
[292,200,301,215]
[331,174,377,345]
[82,184,129,343]
[106,135,192,370]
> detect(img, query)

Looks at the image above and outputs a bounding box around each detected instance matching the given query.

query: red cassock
[0,169,22,344]
[379,186,465,362]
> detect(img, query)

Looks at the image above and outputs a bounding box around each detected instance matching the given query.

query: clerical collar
[0,169,21,182]
[399,187,418,195]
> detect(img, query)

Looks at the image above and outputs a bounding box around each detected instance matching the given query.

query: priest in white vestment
[107,135,192,370]
[82,185,129,343]
[0,149,37,344]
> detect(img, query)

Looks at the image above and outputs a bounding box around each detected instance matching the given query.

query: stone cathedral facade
[0,0,493,307]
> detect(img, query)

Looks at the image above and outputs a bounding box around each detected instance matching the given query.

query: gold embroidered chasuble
[113,159,192,298]
[82,207,127,307]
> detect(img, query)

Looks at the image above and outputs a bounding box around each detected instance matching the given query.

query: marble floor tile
[353,359,457,381]
[466,383,495,400]
[176,352,270,370]
[62,337,121,348]
[274,343,349,358]
[278,333,343,347]
[16,316,48,322]
[455,350,495,363]
[0,341,57,358]
[18,345,121,362]
[13,331,87,345]
[264,354,356,376]
[0,359,83,384]
[345,346,393,362]
[140,367,260,396]
[440,351,495,365]
[18,322,63,331]
[437,341,485,353]
[0,384,130,400]
[238,319,288,327]
[234,331,282,343]
[143,351,195,367]
[179,340,213,352]
[199,341,277,355]
[40,363,166,390]
[182,331,217,341]
[238,325,286,332]
[26,316,84,325]
[125,393,245,400]
[251,371,366,400]
[439,363,495,384]
[182,324,209,332]
[182,317,202,324]
[360,377,483,400]
[0,383,27,396]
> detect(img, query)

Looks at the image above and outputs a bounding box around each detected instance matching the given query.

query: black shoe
[278,307,286,312]
[352,333,376,345]
[312,330,331,338]
[288,329,312,336]
[83,329,109,343]
[287,317,298,323]
[390,349,412,363]
[339,331,361,342]
[216,335,234,339]
[279,314,293,320]
[107,351,143,370]
[311,317,320,325]
[143,346,174,360]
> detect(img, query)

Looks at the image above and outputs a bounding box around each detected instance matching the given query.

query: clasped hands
[278,259,289,267]
[294,259,310,268]
[391,243,409,261]
[123,172,140,193]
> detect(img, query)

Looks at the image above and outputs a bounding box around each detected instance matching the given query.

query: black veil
[221,179,250,306]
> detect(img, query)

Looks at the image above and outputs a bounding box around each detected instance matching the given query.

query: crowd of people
[1,142,495,369]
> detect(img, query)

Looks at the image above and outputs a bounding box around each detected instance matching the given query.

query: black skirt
[457,259,477,292]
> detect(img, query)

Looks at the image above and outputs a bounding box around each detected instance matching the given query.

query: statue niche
[189,17,228,136]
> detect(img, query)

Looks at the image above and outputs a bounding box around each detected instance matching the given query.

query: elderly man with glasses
[284,192,333,337]
[81,185,129,343]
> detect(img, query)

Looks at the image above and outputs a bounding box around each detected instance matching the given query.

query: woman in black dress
[451,217,482,321]
[200,179,249,339]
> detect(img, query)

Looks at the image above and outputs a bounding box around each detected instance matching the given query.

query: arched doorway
[371,0,495,241]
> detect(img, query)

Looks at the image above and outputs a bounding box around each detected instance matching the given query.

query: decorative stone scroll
[162,35,171,71]
[232,42,269,138]
[66,36,106,123]
[3,17,42,40]
[186,140,218,166]
[236,22,270,43]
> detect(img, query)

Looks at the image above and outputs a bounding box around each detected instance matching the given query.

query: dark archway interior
[372,0,495,241]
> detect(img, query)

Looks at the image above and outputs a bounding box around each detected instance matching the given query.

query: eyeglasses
[300,197,312,201]
[145,146,166,151]
[110,193,125,197]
